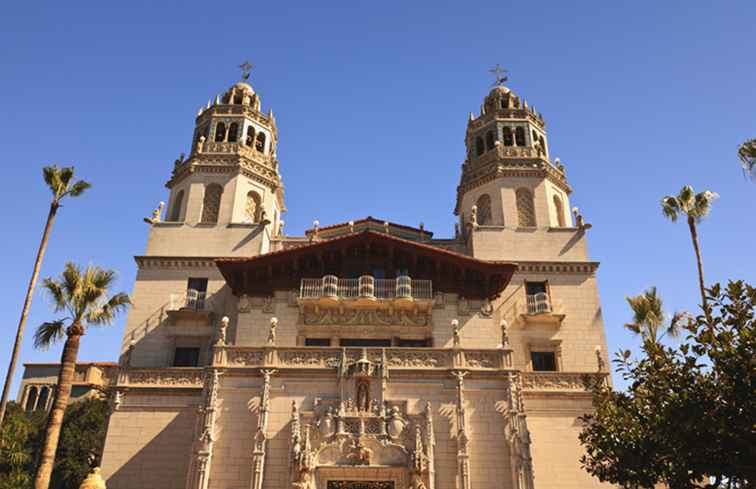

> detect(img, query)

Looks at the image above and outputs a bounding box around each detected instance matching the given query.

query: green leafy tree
[0,402,45,489]
[661,185,718,307]
[579,281,756,489]
[50,397,109,489]
[32,263,130,489]
[0,166,90,426]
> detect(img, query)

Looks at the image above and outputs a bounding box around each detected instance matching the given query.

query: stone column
[250,369,276,489]
[186,368,222,489]
[504,372,534,489]
[451,371,470,489]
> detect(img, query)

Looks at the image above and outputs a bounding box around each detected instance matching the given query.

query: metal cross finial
[239,60,253,81]
[489,64,508,86]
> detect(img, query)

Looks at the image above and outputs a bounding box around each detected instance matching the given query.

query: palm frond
[33,320,66,349]
[677,185,695,212]
[67,180,91,197]
[42,277,67,312]
[87,292,132,325]
[661,196,680,221]
[692,190,719,220]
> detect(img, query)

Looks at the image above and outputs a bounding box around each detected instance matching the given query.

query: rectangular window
[305,338,331,347]
[173,347,200,367]
[339,339,392,347]
[531,351,557,371]
[525,281,547,295]
[187,277,208,293]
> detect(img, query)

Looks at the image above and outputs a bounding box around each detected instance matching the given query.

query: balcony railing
[526,292,551,314]
[169,290,210,312]
[300,275,432,301]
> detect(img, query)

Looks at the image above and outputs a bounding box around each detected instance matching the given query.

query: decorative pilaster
[451,370,470,489]
[504,372,534,489]
[424,401,436,489]
[187,368,222,489]
[250,369,276,489]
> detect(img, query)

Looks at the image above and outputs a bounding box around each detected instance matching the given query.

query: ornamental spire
[489,64,509,87]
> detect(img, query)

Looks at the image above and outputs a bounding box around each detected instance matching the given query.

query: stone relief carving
[521,373,588,391]
[463,351,497,369]
[479,298,494,317]
[126,369,203,386]
[227,349,264,366]
[279,351,340,368]
[303,308,430,327]
[457,297,470,316]
[386,351,449,368]
[432,292,445,309]
[262,296,275,313]
[238,294,251,313]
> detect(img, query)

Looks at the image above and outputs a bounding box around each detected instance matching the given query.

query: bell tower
[148,65,286,256]
[455,71,586,262]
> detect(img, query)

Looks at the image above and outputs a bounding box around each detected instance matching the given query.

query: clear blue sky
[1,1,754,395]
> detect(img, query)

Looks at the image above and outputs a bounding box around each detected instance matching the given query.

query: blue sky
[1,1,754,395]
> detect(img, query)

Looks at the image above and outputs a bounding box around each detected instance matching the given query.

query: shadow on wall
[107,407,196,489]
[558,229,585,257]
[120,287,230,367]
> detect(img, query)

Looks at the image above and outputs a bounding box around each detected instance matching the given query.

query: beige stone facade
[93,76,611,489]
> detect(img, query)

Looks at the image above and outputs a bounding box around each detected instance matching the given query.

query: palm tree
[624,287,685,343]
[0,167,90,426]
[738,138,756,179]
[661,185,718,308]
[32,263,130,489]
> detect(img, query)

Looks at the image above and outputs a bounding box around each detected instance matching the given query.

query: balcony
[518,293,565,326]
[299,275,433,311]
[166,290,214,327]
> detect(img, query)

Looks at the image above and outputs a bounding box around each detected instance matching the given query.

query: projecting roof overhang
[216,230,516,300]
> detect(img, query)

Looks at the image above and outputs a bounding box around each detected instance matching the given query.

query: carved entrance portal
[326,482,394,489]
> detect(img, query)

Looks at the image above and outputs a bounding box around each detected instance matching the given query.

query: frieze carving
[303,308,430,327]
[227,349,264,366]
[463,351,497,369]
[238,294,252,313]
[386,351,450,368]
[279,350,341,368]
[124,369,203,387]
[521,372,594,391]
[262,296,275,313]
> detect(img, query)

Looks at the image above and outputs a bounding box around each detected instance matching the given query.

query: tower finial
[488,64,509,87]
[239,60,253,81]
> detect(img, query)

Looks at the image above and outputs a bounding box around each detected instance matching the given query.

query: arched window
[214,122,226,142]
[553,195,566,227]
[25,386,38,411]
[485,130,495,151]
[169,190,184,222]
[37,386,49,411]
[200,184,223,224]
[502,127,514,146]
[515,126,526,146]
[475,137,485,156]
[227,122,239,143]
[255,132,266,153]
[516,188,537,227]
[475,194,492,225]
[245,126,255,146]
[245,191,262,222]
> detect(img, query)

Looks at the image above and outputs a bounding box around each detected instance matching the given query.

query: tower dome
[218,81,261,111]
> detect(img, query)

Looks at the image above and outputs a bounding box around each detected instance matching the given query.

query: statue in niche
[500,319,509,348]
[196,136,205,153]
[356,381,370,413]
[267,317,278,345]
[217,316,229,345]
[452,319,461,347]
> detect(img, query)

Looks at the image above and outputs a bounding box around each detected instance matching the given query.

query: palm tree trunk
[33,325,81,489]
[0,202,58,425]
[687,216,707,308]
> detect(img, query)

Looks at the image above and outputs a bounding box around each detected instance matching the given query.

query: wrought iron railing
[168,290,209,311]
[526,292,551,314]
[300,276,432,300]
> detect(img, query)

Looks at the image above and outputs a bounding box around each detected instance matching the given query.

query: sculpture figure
[500,319,510,348]
[143,202,165,225]
[452,319,461,347]
[217,316,229,345]
[387,406,406,439]
[268,317,277,345]
[470,205,478,228]
[196,135,205,153]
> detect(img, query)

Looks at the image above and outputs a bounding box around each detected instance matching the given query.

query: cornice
[134,256,218,270]
[515,261,600,275]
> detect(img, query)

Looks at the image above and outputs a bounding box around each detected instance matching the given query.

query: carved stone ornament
[433,292,445,309]
[303,308,430,327]
[521,372,588,391]
[238,294,251,313]
[386,406,406,439]
[457,297,471,316]
[126,369,203,386]
[480,298,494,317]
[262,296,275,313]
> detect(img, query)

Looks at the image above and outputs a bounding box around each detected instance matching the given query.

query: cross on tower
[239,60,253,81]
[489,64,508,86]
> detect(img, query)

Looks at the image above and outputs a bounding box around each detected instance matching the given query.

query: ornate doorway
[326,482,394,489]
